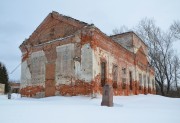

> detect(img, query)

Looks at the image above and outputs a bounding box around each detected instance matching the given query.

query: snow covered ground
[0,94,180,123]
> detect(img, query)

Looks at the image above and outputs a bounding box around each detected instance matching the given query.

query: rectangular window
[139,74,142,90]
[143,74,146,87]
[122,67,126,74]
[112,65,118,88]
[122,78,126,89]
[129,71,132,90]
[152,79,155,89]
[148,76,150,92]
[101,62,106,87]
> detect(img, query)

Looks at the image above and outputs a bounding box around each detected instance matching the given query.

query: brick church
[19,11,156,98]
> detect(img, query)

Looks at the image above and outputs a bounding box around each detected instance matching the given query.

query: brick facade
[19,11,155,98]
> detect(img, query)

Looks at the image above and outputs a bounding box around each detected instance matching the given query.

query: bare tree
[170,21,180,96]
[112,18,180,96]
[112,25,130,35]
[170,21,180,39]
[172,54,180,91]
[134,18,180,96]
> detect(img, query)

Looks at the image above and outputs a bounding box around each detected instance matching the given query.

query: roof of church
[51,11,89,26]
[110,31,148,47]
[20,11,147,53]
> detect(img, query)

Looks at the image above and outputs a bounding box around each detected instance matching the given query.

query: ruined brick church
[19,11,156,98]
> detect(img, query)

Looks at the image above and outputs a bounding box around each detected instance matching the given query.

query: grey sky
[0,0,180,81]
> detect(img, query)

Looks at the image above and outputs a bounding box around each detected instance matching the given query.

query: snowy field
[0,94,180,123]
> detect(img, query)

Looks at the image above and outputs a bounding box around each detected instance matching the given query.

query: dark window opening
[143,74,146,88]
[112,65,118,88]
[122,78,126,89]
[122,68,126,74]
[101,62,106,87]
[152,79,155,89]
[148,77,150,92]
[129,71,132,90]
[139,74,142,90]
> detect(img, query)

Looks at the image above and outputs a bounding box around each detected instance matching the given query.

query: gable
[26,11,87,46]
[111,32,133,51]
[110,31,149,55]
[132,33,148,55]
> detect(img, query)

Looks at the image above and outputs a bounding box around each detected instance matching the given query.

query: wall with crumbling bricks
[92,31,136,96]
[20,50,47,97]
[55,42,93,96]
[19,12,93,97]
[19,11,155,97]
[20,29,94,97]
[55,44,75,85]
[90,30,155,96]
[20,27,155,97]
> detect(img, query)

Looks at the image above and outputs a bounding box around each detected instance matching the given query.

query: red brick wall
[89,29,155,96]
[19,12,155,98]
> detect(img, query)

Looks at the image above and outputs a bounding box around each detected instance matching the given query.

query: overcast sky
[0,0,180,81]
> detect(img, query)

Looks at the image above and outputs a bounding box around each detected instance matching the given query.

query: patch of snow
[0,94,180,123]
[11,93,21,99]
